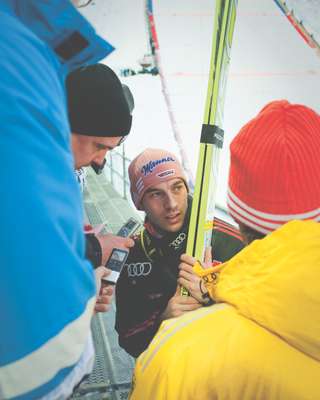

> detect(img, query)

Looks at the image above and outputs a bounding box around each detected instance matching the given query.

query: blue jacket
[0,1,113,399]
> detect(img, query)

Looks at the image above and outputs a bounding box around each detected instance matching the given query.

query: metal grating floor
[72,169,141,400]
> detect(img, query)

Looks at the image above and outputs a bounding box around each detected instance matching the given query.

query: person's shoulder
[0,11,28,39]
[213,217,243,241]
[212,217,244,263]
[0,11,62,89]
[0,11,65,129]
[0,12,54,64]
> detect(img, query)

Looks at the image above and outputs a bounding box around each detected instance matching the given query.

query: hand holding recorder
[102,248,129,285]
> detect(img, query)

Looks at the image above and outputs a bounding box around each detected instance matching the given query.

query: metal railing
[104,144,131,200]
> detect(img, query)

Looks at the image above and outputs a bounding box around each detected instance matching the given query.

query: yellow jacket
[129,221,320,400]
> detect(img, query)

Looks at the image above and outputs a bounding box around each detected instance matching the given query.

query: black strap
[200,124,224,148]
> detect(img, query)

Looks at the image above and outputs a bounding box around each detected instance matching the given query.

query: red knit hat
[129,148,188,210]
[228,100,320,234]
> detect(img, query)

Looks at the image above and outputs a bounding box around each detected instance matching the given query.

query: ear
[139,202,146,212]
[139,194,147,211]
[70,133,79,150]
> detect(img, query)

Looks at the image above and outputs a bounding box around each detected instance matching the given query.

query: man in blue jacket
[0,1,115,399]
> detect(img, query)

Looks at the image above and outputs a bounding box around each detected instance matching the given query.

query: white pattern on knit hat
[228,188,320,234]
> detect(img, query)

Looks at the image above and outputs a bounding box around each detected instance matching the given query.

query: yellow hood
[203,220,320,362]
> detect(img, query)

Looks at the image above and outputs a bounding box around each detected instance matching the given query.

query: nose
[91,159,106,175]
[164,192,178,210]
[92,149,108,165]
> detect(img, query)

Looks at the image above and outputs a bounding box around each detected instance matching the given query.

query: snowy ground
[81,0,320,207]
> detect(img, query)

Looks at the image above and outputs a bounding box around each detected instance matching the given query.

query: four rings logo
[169,232,187,250]
[127,262,152,278]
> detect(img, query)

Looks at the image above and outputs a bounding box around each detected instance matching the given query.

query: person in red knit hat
[227,99,320,244]
[128,100,320,400]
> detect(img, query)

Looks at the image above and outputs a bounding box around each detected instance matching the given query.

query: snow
[80,0,320,208]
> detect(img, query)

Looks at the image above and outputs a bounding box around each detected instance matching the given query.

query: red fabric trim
[124,311,160,338]
[214,217,239,232]
[213,225,243,241]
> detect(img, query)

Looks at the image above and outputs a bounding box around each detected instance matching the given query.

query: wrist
[199,279,214,306]
[160,308,169,321]
[85,233,102,268]
[200,292,214,307]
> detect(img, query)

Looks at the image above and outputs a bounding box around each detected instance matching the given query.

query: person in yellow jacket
[129,100,320,400]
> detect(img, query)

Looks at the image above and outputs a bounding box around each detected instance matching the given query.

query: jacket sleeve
[85,233,102,268]
[115,249,162,357]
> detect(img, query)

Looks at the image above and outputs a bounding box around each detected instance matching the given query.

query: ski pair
[145,0,238,295]
[182,0,238,295]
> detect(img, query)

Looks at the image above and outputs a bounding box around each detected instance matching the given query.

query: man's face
[71,134,123,169]
[141,178,188,233]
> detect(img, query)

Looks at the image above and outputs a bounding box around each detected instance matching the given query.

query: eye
[148,191,162,199]
[94,142,109,151]
[173,185,183,193]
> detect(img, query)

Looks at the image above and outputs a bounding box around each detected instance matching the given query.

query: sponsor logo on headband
[141,157,175,176]
[157,169,174,178]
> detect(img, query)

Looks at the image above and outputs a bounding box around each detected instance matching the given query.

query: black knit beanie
[66,63,133,137]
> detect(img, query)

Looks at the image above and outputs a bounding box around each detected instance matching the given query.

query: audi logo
[127,262,152,277]
[169,232,186,250]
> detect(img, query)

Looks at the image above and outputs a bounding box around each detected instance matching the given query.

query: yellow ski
[182,0,238,295]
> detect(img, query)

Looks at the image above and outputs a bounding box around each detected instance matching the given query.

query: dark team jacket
[115,199,244,357]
